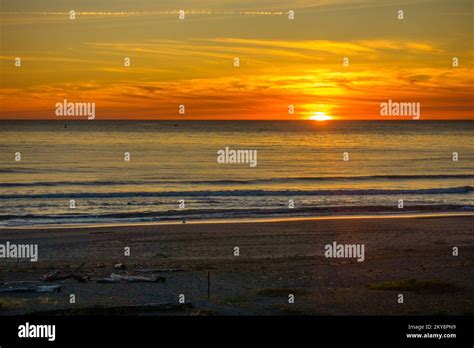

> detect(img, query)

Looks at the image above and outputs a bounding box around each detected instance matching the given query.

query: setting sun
[308,112,333,121]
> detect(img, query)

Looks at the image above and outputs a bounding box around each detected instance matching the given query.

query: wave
[0,186,472,200]
[0,174,473,187]
[1,204,471,224]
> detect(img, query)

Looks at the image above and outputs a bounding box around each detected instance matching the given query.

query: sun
[308,112,333,121]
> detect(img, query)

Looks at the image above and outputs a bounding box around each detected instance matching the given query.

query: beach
[1,214,473,316]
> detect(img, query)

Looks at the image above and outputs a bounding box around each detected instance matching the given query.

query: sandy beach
[0,215,473,316]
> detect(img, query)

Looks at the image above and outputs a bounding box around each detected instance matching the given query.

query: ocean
[0,120,472,227]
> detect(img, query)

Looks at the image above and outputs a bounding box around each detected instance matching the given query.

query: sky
[1,0,473,120]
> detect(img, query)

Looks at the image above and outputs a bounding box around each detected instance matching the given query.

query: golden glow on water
[0,122,472,226]
[5,212,474,230]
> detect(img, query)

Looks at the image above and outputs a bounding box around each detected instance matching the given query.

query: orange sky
[1,0,473,120]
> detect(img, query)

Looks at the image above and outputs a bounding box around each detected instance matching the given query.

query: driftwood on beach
[37,262,170,284]
[43,270,89,283]
[97,273,166,283]
[43,262,89,283]
[0,284,61,293]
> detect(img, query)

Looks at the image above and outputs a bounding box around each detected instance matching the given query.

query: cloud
[1,63,472,120]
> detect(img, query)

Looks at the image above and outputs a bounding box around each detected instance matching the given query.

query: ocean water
[0,120,472,227]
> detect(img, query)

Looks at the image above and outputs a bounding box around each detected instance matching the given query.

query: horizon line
[0,118,472,122]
